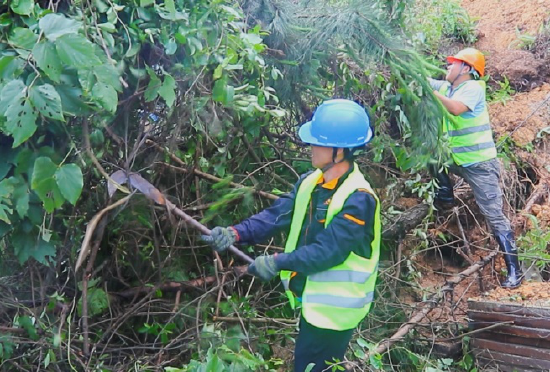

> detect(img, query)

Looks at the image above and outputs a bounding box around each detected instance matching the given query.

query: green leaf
[13,181,29,218]
[0,13,12,27]
[241,32,262,45]
[93,0,109,12]
[155,3,187,20]
[56,34,101,68]
[213,64,223,80]
[0,179,14,224]
[29,84,64,121]
[8,28,38,50]
[5,98,38,147]
[56,84,89,116]
[220,5,242,19]
[31,157,64,212]
[204,350,225,372]
[91,83,118,113]
[212,78,226,103]
[158,74,176,107]
[54,164,83,205]
[212,78,234,105]
[98,22,116,33]
[140,0,154,7]
[164,0,176,15]
[93,65,122,91]
[32,41,62,82]
[77,69,97,94]
[126,43,141,58]
[164,39,177,55]
[31,157,57,191]
[0,56,24,82]
[0,221,12,238]
[16,316,38,340]
[39,13,81,42]
[0,176,29,219]
[11,229,56,264]
[0,147,18,179]
[0,79,26,114]
[10,0,34,15]
[78,287,109,317]
[144,67,161,102]
[14,148,34,177]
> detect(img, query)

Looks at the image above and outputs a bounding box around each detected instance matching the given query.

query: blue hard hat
[298,99,373,148]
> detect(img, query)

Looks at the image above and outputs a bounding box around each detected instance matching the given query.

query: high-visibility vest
[439,80,497,165]
[279,163,381,331]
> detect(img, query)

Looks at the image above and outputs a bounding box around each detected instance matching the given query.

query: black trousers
[294,316,354,372]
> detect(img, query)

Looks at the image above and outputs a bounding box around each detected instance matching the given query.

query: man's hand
[248,255,279,281]
[433,90,469,116]
[201,226,238,252]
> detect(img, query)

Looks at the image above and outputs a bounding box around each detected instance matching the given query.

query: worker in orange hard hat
[428,48,523,289]
[446,47,485,80]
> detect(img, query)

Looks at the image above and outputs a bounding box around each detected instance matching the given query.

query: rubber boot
[495,231,523,289]
[434,170,454,210]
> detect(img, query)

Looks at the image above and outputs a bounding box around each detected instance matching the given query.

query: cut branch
[371,250,499,356]
[382,204,430,240]
[114,265,248,298]
[212,316,297,324]
[146,139,279,200]
[75,195,133,272]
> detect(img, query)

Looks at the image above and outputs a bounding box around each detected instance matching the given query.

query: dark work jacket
[232,166,377,296]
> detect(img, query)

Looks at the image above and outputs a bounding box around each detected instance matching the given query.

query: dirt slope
[463,0,550,88]
[406,0,550,343]
[462,0,550,299]
[462,0,550,54]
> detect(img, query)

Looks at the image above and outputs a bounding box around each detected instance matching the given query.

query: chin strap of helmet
[451,61,479,83]
[320,148,352,173]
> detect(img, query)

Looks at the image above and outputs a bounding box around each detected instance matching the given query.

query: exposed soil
[462,0,550,89]
[490,84,550,147]
[402,0,550,360]
[462,0,550,54]
[472,282,550,307]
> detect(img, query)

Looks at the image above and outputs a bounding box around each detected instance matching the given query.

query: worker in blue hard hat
[202,99,381,371]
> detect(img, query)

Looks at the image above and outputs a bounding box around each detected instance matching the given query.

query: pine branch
[242,0,452,168]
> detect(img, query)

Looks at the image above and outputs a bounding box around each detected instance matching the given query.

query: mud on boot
[495,231,523,289]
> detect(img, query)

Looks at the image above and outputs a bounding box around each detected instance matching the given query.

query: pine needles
[241,0,451,169]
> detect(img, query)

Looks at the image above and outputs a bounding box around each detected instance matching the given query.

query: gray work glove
[248,254,279,281]
[201,226,238,252]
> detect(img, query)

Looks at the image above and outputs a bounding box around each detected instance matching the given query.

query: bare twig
[146,139,279,200]
[75,195,133,272]
[114,266,247,298]
[82,118,130,195]
[240,132,293,188]
[212,316,297,324]
[370,250,499,356]
[453,206,475,264]
[82,216,109,356]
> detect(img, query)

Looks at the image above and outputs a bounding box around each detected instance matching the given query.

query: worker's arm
[275,191,376,275]
[433,90,470,116]
[232,173,309,245]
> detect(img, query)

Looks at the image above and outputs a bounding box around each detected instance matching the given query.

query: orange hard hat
[447,48,485,77]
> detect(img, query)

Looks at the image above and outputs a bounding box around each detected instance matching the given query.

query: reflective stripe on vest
[439,81,497,165]
[309,270,373,283]
[305,292,375,308]
[279,163,381,330]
